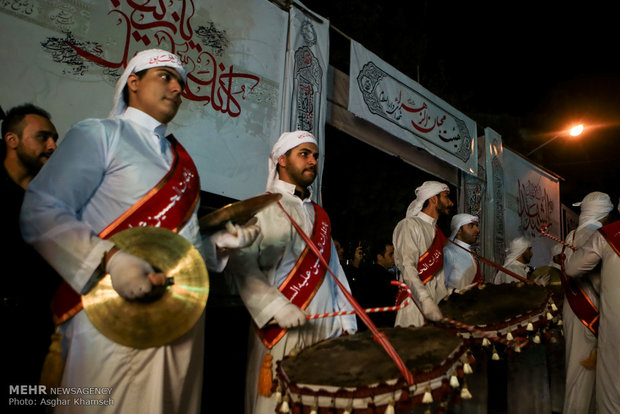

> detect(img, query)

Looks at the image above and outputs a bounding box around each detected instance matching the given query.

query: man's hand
[273,303,307,329]
[421,297,443,322]
[212,219,260,249]
[106,249,166,300]
[534,272,551,287]
[455,282,478,294]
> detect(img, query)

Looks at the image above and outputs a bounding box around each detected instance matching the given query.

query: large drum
[438,282,560,345]
[276,326,472,413]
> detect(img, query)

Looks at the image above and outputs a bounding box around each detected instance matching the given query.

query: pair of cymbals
[82,193,281,348]
[82,226,209,349]
[199,192,281,232]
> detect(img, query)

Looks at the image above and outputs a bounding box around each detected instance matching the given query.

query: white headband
[109,49,187,118]
[573,191,613,230]
[266,130,318,191]
[405,181,449,217]
[449,213,479,240]
[503,236,531,267]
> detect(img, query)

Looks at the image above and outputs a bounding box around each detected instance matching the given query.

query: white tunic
[444,239,478,289]
[493,261,530,284]
[225,179,356,414]
[392,212,448,327]
[20,108,216,414]
[565,228,620,414]
[562,225,600,414]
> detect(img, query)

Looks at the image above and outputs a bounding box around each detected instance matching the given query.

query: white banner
[1,0,288,200]
[483,127,507,268]
[503,149,561,268]
[348,41,477,176]
[281,1,330,202]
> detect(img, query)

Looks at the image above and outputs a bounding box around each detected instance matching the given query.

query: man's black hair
[1,103,51,140]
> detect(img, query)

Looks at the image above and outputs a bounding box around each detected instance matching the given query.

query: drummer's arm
[225,230,293,328]
[565,232,604,278]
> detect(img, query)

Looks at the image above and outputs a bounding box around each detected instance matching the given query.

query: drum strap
[417,227,447,284]
[473,259,484,284]
[50,135,200,325]
[276,201,415,385]
[559,234,600,336]
[446,239,531,284]
[599,219,620,257]
[257,202,330,349]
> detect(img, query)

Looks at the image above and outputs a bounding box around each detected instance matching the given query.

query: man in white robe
[493,237,533,284]
[19,49,258,414]
[392,181,453,327]
[492,236,552,414]
[225,131,357,414]
[444,213,483,290]
[562,191,612,414]
[444,213,486,414]
[565,203,620,414]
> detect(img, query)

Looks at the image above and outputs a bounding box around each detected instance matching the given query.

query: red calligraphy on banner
[49,0,260,118]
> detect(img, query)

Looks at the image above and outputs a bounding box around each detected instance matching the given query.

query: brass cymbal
[531,265,563,297]
[82,226,209,349]
[199,192,282,232]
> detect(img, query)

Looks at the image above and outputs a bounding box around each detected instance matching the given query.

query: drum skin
[437,282,560,343]
[277,326,472,413]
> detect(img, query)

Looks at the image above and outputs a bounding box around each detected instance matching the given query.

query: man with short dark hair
[355,241,398,330]
[1,103,60,409]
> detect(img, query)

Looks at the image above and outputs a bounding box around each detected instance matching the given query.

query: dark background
[306,0,619,210]
[203,2,619,411]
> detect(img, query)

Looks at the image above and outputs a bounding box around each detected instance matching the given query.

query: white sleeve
[224,219,292,328]
[393,221,431,303]
[565,232,604,277]
[20,120,115,293]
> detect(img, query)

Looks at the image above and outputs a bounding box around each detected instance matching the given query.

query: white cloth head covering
[502,236,531,267]
[405,181,449,218]
[449,213,479,240]
[266,130,318,191]
[109,49,187,117]
[573,191,613,230]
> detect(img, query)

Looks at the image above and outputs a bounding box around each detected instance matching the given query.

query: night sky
[306,0,619,214]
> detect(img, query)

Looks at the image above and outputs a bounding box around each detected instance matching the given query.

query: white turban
[266,130,318,191]
[449,213,479,240]
[502,236,531,267]
[405,181,449,217]
[573,191,613,230]
[109,49,187,117]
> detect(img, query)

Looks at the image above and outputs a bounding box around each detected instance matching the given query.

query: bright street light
[526,124,584,156]
[569,124,584,136]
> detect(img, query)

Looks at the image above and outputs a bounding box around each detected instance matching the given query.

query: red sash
[417,227,447,284]
[599,219,620,257]
[472,259,484,284]
[559,229,601,336]
[258,202,331,349]
[51,135,200,324]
